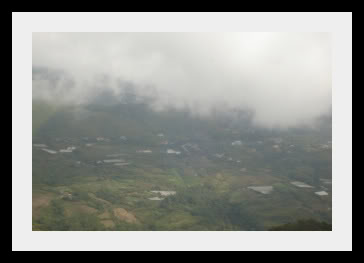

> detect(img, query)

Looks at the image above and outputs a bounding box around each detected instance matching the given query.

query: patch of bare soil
[100,220,115,228]
[32,191,55,218]
[64,202,98,217]
[113,208,138,224]
[98,211,111,220]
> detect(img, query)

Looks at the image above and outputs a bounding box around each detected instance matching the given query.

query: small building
[150,190,176,196]
[232,140,242,146]
[96,137,109,142]
[60,149,72,153]
[315,191,329,196]
[248,186,273,194]
[113,162,130,166]
[61,192,73,200]
[136,150,152,153]
[33,144,47,148]
[103,159,126,163]
[148,197,164,201]
[167,149,181,155]
[291,181,313,188]
[59,146,76,153]
[214,153,225,158]
[42,148,57,154]
[320,144,330,149]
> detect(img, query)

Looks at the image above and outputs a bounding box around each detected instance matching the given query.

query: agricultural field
[32,100,332,231]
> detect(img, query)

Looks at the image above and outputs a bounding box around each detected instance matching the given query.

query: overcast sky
[32,32,331,128]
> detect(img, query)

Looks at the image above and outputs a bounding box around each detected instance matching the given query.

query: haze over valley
[32,32,332,231]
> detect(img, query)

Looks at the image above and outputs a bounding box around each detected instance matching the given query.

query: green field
[32,100,332,231]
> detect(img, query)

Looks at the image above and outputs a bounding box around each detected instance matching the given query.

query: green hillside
[32,100,57,136]
[32,100,332,231]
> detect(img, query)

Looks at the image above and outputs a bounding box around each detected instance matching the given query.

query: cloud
[32,32,331,128]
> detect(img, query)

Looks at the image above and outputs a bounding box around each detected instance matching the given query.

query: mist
[32,32,331,128]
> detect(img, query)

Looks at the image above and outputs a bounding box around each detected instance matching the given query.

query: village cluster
[33,132,331,201]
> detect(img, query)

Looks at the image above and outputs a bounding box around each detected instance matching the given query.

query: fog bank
[33,32,331,128]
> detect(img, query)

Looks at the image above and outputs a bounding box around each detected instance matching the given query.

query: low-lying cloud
[32,32,331,128]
